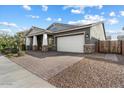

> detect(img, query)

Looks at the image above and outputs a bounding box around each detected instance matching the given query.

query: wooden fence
[122,41,124,55]
[96,40,123,54]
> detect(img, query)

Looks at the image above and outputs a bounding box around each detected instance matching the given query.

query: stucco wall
[53,27,90,44]
[90,23,106,44]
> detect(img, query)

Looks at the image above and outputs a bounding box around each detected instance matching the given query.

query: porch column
[32,35,38,50]
[26,37,31,50]
[42,33,48,52]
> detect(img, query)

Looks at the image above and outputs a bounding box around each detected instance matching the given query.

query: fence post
[109,40,110,53]
[120,40,122,54]
[98,40,100,53]
[122,40,124,55]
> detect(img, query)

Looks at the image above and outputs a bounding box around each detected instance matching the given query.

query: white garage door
[57,34,84,53]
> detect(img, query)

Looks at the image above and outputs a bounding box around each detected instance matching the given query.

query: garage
[57,34,85,53]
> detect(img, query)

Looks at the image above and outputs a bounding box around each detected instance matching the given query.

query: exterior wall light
[86,34,89,38]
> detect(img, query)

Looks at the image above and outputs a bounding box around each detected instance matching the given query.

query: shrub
[11,48,19,53]
[1,48,11,54]
[1,48,18,54]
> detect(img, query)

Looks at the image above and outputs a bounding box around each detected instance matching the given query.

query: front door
[37,35,43,50]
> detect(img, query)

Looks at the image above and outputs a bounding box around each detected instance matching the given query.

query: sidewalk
[105,54,118,62]
[0,55,55,88]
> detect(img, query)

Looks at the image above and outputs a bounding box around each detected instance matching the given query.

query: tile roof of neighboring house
[117,35,124,40]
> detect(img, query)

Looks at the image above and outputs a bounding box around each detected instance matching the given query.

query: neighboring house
[117,35,124,40]
[25,22,106,53]
[106,36,111,40]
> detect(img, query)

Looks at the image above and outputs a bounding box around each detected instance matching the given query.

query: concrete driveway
[11,51,83,80]
[0,55,55,88]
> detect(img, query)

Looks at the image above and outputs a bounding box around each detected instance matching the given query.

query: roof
[52,21,104,34]
[25,21,105,37]
[50,22,106,40]
[46,23,77,31]
[26,26,52,36]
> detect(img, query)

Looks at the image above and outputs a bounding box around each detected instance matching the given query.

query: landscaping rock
[48,58,124,88]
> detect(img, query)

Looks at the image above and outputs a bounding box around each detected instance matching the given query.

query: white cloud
[63,5,103,14]
[0,28,14,35]
[63,5,103,10]
[57,18,62,22]
[109,11,116,16]
[68,14,105,25]
[26,15,39,19]
[107,18,119,25]
[41,5,48,11]
[46,17,62,22]
[84,15,105,21]
[46,17,52,21]
[119,11,124,16]
[71,9,81,14]
[63,5,86,14]
[0,22,18,28]
[0,29,12,33]
[98,5,103,9]
[22,5,31,11]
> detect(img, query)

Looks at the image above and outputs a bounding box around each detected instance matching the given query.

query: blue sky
[0,5,124,39]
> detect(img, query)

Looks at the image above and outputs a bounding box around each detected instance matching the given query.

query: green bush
[11,48,19,53]
[0,32,26,56]
[1,48,11,54]
[1,48,18,54]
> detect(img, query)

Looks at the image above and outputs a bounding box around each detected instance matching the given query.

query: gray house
[117,35,124,40]
[106,36,111,40]
[25,22,106,53]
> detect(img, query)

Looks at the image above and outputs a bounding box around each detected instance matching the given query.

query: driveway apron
[0,55,55,88]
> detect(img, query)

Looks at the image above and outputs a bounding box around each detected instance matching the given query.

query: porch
[26,33,54,52]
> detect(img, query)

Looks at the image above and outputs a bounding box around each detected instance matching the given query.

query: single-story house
[117,35,124,40]
[106,36,111,40]
[25,21,106,53]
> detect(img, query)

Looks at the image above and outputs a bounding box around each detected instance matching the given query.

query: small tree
[15,32,25,56]
[0,32,18,54]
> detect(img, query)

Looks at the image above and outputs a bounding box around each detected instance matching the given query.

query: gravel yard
[48,58,124,88]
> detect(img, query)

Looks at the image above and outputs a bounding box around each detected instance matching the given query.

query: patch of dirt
[48,58,124,88]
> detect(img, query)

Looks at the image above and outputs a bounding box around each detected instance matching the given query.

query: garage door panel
[57,35,84,53]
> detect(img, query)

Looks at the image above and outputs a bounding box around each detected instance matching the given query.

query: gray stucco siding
[52,27,91,51]
[90,23,106,44]
[53,27,90,44]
